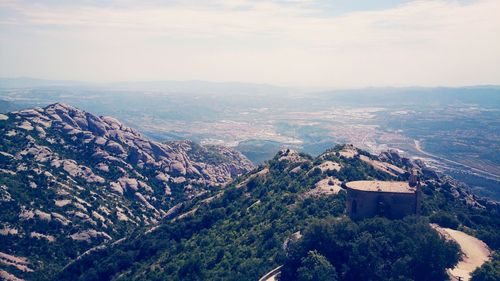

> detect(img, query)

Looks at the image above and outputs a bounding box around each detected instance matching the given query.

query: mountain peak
[44,102,78,111]
[0,103,254,280]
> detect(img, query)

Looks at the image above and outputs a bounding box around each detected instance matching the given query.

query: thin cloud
[0,0,499,87]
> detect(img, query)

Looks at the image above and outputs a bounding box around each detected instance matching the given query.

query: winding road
[414,140,500,182]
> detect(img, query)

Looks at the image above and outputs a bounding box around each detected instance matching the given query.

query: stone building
[345,175,421,220]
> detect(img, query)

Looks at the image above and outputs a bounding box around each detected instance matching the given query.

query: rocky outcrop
[0,103,254,279]
[4,102,253,191]
[277,149,307,164]
[376,149,486,208]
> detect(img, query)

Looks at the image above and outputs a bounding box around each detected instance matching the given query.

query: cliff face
[0,103,254,279]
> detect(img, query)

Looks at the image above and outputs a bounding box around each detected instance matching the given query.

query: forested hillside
[58,147,499,281]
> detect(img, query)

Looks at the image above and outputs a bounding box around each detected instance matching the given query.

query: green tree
[297,250,338,281]
[471,255,500,281]
[280,217,460,281]
[430,212,460,229]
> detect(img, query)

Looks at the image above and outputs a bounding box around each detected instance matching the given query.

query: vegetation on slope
[280,217,460,281]
[57,146,500,281]
[471,253,500,281]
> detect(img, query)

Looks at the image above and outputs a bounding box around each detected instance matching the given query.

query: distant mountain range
[0,78,292,95]
[1,77,499,94]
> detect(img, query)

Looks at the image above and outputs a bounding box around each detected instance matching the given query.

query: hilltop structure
[346,170,421,220]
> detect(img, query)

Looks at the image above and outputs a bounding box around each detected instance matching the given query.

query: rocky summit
[0,103,253,280]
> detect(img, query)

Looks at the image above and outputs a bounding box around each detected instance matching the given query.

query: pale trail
[432,225,491,281]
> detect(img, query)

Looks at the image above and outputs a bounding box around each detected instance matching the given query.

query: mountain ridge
[0,103,254,279]
[56,145,499,281]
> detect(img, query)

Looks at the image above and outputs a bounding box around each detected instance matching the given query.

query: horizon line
[1,76,500,92]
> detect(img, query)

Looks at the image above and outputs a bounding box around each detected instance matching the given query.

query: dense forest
[280,217,460,281]
[55,146,500,281]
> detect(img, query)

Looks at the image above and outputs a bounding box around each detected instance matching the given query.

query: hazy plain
[1,79,499,198]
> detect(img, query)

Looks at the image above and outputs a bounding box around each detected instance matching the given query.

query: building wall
[346,188,419,220]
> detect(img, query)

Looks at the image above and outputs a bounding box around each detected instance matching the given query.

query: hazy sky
[1,0,499,88]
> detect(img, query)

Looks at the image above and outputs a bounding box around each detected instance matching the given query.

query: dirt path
[259,266,282,281]
[432,225,492,281]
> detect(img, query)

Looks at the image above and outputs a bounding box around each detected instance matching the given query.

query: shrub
[430,212,460,229]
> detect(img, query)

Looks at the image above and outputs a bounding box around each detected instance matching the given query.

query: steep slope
[0,103,253,280]
[58,146,499,281]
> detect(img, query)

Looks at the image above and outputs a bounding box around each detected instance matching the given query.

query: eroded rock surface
[0,103,254,279]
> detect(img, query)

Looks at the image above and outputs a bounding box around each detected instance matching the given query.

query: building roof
[345,180,416,194]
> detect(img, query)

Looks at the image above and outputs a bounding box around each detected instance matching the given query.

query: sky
[0,0,499,88]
